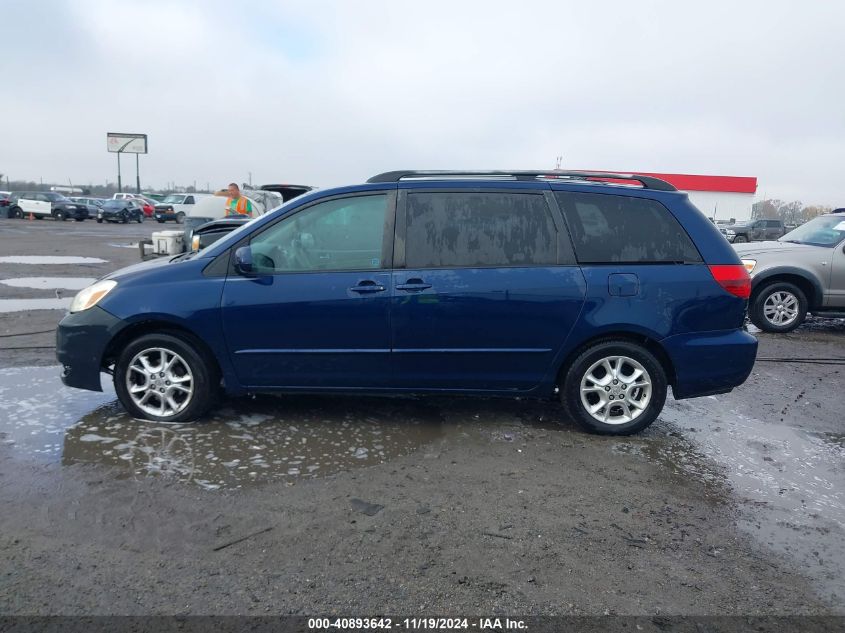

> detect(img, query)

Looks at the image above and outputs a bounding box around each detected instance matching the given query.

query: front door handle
[396,278,432,292]
[350,280,386,294]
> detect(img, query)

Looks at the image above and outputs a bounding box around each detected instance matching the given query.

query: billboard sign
[107,133,148,154]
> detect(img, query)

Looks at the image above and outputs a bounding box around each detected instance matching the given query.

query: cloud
[2,0,844,205]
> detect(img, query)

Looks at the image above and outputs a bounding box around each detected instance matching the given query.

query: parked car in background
[58,170,756,436]
[734,209,845,332]
[153,193,213,224]
[725,218,786,243]
[69,197,106,216]
[138,199,155,218]
[142,192,166,202]
[11,192,89,221]
[97,199,145,224]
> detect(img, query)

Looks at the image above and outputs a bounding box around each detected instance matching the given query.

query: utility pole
[135,154,141,194]
[248,171,253,187]
[117,153,122,192]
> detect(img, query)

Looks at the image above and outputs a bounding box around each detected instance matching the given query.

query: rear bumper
[662,328,758,399]
[56,306,125,392]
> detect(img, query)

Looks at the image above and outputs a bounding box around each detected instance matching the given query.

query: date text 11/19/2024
[308,618,528,630]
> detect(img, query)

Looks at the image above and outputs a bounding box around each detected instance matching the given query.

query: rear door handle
[396,278,432,292]
[350,280,386,294]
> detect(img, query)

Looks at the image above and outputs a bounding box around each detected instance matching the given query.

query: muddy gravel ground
[0,218,843,616]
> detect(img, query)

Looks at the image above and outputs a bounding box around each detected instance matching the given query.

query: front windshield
[779,215,845,247]
[161,194,185,204]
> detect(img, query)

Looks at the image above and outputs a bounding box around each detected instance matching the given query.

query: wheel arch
[554,331,677,391]
[102,319,222,381]
[751,268,823,309]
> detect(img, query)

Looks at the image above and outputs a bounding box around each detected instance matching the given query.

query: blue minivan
[56,171,757,435]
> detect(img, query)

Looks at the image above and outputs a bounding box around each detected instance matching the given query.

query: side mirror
[234,246,255,276]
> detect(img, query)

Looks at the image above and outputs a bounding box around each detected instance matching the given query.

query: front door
[390,189,586,391]
[828,239,845,308]
[221,190,396,388]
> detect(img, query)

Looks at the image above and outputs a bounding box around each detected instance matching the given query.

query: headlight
[726,230,735,235]
[70,279,117,313]
[741,259,756,273]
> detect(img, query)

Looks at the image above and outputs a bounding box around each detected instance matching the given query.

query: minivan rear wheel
[561,340,667,435]
[114,333,216,423]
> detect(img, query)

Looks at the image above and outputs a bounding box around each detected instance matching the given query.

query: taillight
[708,264,751,299]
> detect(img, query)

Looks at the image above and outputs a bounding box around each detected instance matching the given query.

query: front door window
[250,194,388,273]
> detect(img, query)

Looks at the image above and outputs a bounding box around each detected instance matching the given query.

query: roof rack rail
[366,170,677,191]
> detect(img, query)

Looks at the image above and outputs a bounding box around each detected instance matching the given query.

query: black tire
[733,235,748,243]
[136,214,143,223]
[560,340,667,436]
[122,213,129,224]
[176,212,185,224]
[55,210,67,221]
[96,218,103,223]
[114,332,217,423]
[10,207,22,219]
[75,217,85,222]
[749,281,807,333]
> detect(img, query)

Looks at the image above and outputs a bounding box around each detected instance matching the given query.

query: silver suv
[733,210,845,332]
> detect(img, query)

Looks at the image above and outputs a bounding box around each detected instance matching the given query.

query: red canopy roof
[587,171,757,194]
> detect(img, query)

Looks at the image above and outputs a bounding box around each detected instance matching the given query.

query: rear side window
[555,192,701,264]
[405,192,556,268]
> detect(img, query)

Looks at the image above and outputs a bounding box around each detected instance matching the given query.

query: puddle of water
[0,277,96,290]
[0,256,107,264]
[654,398,845,605]
[0,298,71,312]
[0,366,444,490]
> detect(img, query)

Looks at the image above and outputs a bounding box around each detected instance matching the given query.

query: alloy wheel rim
[579,355,652,425]
[125,347,194,417]
[763,291,799,326]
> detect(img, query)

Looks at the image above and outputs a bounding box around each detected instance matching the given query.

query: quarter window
[250,194,388,273]
[555,192,701,264]
[405,192,557,268]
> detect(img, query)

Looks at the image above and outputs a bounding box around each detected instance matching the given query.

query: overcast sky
[2,0,844,204]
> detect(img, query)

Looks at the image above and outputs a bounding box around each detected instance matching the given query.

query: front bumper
[62,207,89,220]
[56,305,125,392]
[662,328,758,399]
[154,209,177,221]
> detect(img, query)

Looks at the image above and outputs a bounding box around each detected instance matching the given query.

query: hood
[732,240,825,256]
[104,254,177,281]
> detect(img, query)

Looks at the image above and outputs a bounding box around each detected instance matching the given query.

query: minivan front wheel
[561,341,667,435]
[114,333,215,422]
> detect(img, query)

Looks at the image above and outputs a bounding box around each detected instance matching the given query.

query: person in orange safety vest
[224,183,254,217]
